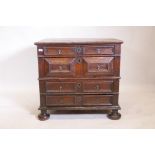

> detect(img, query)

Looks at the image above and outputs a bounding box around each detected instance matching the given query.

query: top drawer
[84,45,114,55]
[40,45,115,56]
[43,46,75,56]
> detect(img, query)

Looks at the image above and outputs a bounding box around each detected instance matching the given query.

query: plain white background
[0,26,155,129]
[0,0,155,155]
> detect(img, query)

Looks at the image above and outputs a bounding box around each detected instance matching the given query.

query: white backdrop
[0,26,155,92]
[0,0,155,153]
[0,27,155,128]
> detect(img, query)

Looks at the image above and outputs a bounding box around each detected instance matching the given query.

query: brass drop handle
[96,85,100,90]
[97,65,100,70]
[97,48,101,54]
[59,65,63,70]
[59,85,62,91]
[58,49,62,55]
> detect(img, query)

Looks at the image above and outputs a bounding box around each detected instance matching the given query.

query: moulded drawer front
[46,95,76,106]
[46,82,77,93]
[44,58,76,77]
[82,95,113,106]
[46,95,113,106]
[83,80,114,93]
[83,57,114,76]
[84,46,114,55]
[44,46,75,56]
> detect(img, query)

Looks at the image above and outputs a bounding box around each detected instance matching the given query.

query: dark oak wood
[35,38,123,120]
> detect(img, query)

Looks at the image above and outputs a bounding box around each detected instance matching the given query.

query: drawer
[84,46,114,55]
[44,58,76,77]
[83,80,114,93]
[40,80,118,93]
[46,94,113,106]
[46,95,79,106]
[83,95,113,106]
[41,56,118,77]
[44,46,75,56]
[46,81,81,93]
[83,57,114,76]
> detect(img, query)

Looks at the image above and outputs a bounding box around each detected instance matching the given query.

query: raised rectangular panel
[44,58,76,77]
[83,57,114,76]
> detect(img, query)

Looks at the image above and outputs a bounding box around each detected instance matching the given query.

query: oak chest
[34,38,123,120]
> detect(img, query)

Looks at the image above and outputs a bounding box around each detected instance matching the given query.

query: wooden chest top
[34,38,123,45]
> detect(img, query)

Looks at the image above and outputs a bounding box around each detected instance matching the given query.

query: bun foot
[107,110,121,120]
[38,110,50,121]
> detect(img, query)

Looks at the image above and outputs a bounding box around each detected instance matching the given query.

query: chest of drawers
[34,38,123,120]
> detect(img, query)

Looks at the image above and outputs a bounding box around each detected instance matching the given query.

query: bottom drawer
[45,94,114,106]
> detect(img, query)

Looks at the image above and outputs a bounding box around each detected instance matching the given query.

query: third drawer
[39,79,119,93]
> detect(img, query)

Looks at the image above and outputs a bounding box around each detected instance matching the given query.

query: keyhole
[77,58,82,64]
[77,83,81,88]
[59,86,62,91]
